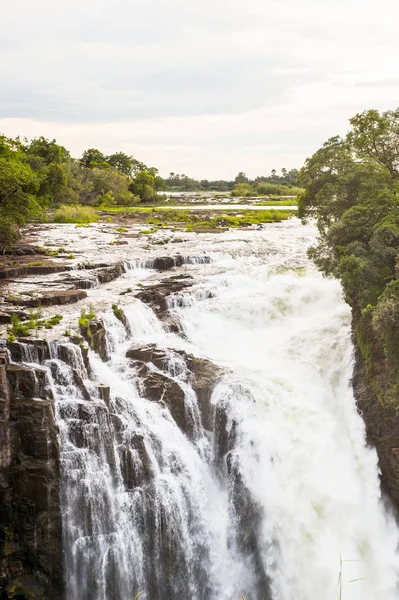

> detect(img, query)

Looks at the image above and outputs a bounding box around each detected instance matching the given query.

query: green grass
[7,312,63,340]
[54,204,99,224]
[254,198,298,206]
[145,209,295,230]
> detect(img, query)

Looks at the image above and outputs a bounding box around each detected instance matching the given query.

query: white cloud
[1,0,399,178]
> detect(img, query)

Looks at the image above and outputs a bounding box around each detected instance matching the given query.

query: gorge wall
[0,346,63,599]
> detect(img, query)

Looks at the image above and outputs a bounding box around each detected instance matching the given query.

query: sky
[1,0,399,179]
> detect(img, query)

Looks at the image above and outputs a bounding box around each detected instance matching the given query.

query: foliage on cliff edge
[298,108,399,405]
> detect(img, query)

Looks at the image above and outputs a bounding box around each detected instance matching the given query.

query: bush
[53,205,99,224]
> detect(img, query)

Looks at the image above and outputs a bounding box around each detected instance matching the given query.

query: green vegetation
[7,312,63,341]
[165,168,299,192]
[54,205,99,223]
[112,303,126,324]
[298,107,399,405]
[0,136,41,247]
[231,182,302,197]
[79,308,96,328]
[0,135,163,247]
[145,208,294,230]
[254,198,298,206]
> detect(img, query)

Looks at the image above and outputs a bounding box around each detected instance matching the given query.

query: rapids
[24,221,399,599]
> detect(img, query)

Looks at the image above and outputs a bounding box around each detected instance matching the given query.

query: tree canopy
[0,135,164,246]
[298,108,399,404]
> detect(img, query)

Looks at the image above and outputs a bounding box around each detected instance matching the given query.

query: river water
[36,220,399,599]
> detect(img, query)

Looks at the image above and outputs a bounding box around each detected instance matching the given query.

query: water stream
[17,222,399,599]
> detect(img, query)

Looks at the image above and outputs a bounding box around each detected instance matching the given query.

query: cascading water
[12,222,399,599]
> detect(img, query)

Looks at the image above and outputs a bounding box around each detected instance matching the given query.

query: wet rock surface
[0,349,63,600]
[353,345,399,513]
[80,318,109,361]
[127,343,226,431]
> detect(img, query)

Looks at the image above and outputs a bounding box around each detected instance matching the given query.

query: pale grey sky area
[1,0,399,178]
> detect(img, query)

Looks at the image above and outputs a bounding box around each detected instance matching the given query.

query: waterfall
[10,223,399,599]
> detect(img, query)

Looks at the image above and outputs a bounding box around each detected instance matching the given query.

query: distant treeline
[165,168,299,192]
[0,133,299,246]
[0,135,165,245]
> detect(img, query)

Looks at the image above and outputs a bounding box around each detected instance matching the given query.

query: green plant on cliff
[79,307,96,329]
[112,303,125,321]
[298,107,399,404]
[7,313,64,340]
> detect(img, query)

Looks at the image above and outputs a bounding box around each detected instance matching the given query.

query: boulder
[134,363,192,436]
[136,276,193,333]
[13,289,87,308]
[80,318,109,361]
[126,344,226,430]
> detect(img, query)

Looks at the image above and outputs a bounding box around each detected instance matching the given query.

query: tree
[129,170,157,202]
[298,106,399,405]
[25,137,70,165]
[0,136,41,246]
[235,172,249,184]
[80,148,109,169]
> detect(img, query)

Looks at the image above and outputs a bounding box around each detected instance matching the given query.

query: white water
[35,221,399,599]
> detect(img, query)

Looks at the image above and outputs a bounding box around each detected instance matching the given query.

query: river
[20,219,399,599]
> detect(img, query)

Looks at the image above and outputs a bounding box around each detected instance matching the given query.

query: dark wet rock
[0,310,29,325]
[226,453,273,600]
[0,349,63,599]
[117,432,154,489]
[133,362,192,436]
[126,344,226,431]
[11,289,87,308]
[6,364,52,401]
[95,262,125,284]
[136,276,193,333]
[126,344,168,369]
[95,383,111,407]
[152,256,184,271]
[80,318,109,361]
[0,264,68,280]
[353,344,399,512]
[8,339,50,364]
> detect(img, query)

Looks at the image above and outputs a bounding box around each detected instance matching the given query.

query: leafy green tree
[0,136,41,246]
[129,170,157,202]
[298,107,399,405]
[235,172,249,184]
[80,148,109,169]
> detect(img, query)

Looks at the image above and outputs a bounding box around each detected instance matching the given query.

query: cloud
[1,0,399,177]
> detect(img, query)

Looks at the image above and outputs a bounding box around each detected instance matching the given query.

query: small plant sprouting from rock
[7,312,63,341]
[79,308,96,328]
[112,303,124,321]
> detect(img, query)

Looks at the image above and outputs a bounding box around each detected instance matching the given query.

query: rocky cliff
[353,342,399,514]
[0,348,63,600]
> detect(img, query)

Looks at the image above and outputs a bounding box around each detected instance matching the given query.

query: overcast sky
[1,0,398,179]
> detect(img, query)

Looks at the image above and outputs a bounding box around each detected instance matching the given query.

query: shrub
[53,204,99,224]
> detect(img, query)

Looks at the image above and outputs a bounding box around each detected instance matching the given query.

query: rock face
[0,334,229,599]
[10,290,87,308]
[0,349,63,600]
[136,276,194,334]
[126,343,226,432]
[150,255,211,271]
[80,318,109,361]
[353,345,399,512]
